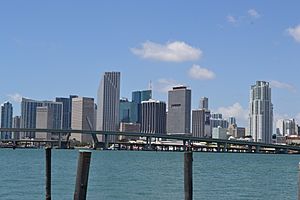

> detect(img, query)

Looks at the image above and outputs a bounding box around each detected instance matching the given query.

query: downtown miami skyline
[0,1,300,126]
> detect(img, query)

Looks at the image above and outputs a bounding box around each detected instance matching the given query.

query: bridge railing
[1,128,300,152]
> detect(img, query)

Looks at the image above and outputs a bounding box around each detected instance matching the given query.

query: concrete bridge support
[104,134,109,150]
[247,145,253,153]
[223,143,228,152]
[255,145,261,153]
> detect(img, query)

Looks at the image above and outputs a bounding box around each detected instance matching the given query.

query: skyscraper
[36,102,63,140]
[71,97,95,143]
[55,95,78,130]
[1,102,13,139]
[210,113,229,129]
[13,116,21,139]
[132,89,152,123]
[132,90,152,104]
[141,100,166,134]
[276,119,297,136]
[21,98,43,139]
[21,98,63,139]
[228,117,237,125]
[97,72,120,142]
[200,97,209,110]
[249,81,273,143]
[167,86,191,135]
[119,98,138,123]
[192,109,205,138]
[204,110,212,137]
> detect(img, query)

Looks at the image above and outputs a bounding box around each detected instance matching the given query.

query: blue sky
[0,1,300,126]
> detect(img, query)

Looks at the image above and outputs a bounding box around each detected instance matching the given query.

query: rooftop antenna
[149,80,153,91]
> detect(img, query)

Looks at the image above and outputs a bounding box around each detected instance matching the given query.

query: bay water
[0,149,299,200]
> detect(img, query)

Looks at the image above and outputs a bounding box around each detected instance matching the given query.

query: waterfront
[0,149,299,200]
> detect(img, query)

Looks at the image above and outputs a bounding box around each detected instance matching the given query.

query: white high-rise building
[97,72,120,142]
[249,81,273,143]
[276,119,297,136]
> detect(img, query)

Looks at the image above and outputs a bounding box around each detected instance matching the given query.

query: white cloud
[7,93,23,103]
[188,64,216,80]
[227,15,237,24]
[248,9,260,18]
[131,41,202,62]
[154,79,180,93]
[215,103,249,126]
[270,80,296,92]
[287,25,300,43]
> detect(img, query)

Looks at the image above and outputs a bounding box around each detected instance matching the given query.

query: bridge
[0,128,299,154]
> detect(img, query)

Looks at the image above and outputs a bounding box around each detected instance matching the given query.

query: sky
[0,1,300,127]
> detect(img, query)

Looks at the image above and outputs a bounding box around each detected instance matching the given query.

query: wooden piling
[184,151,193,200]
[45,147,51,200]
[74,151,92,200]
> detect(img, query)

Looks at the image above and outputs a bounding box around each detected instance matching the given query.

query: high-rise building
[97,72,121,142]
[167,86,191,134]
[211,113,223,119]
[249,81,273,143]
[21,98,63,139]
[132,90,152,104]
[119,98,138,123]
[41,102,63,130]
[210,113,229,129]
[192,109,205,138]
[1,102,13,139]
[276,119,297,136]
[13,116,21,139]
[55,95,78,130]
[36,102,63,140]
[212,126,228,140]
[228,124,237,137]
[204,110,212,137]
[237,127,246,138]
[200,97,209,110]
[228,117,237,125]
[141,100,166,134]
[21,98,44,138]
[132,90,152,123]
[71,97,95,143]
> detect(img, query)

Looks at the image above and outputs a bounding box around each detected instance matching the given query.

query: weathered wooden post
[45,147,51,200]
[74,151,92,200]
[298,162,300,200]
[184,151,193,200]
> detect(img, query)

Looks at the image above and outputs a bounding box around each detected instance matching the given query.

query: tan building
[228,124,237,138]
[70,97,95,144]
[36,107,53,140]
[36,102,63,140]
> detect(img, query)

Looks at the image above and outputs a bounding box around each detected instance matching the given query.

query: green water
[0,149,299,199]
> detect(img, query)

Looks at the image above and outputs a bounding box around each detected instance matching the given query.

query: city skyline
[1,1,300,126]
